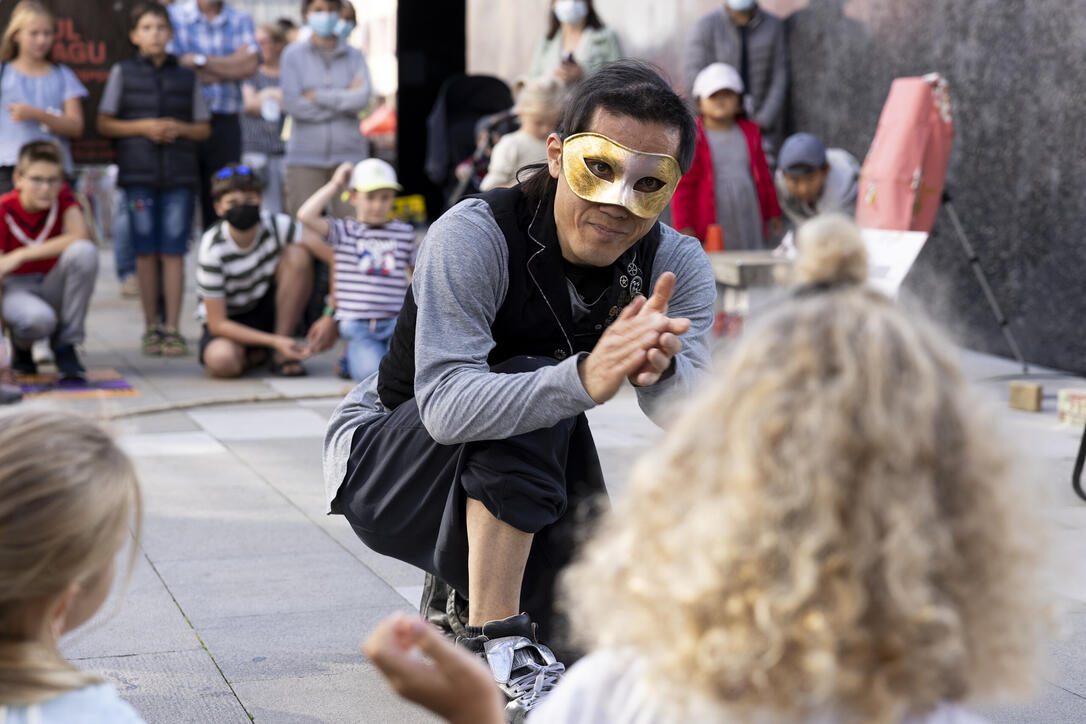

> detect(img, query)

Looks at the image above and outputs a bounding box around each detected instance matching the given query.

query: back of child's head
[130,1,172,33]
[0,409,142,706]
[563,214,1045,723]
[513,76,566,119]
[210,163,262,201]
[0,0,54,63]
[15,140,62,174]
[257,21,288,46]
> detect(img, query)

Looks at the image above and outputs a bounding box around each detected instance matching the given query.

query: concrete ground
[17,250,1086,722]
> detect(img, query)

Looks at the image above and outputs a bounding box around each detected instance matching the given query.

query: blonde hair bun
[794,213,869,286]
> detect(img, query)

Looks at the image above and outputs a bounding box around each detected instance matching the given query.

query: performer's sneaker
[457,613,564,723]
[418,573,469,639]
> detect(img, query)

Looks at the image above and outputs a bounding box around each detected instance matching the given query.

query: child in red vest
[671,62,781,249]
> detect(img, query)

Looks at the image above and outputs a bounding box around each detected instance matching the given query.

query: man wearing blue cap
[775,132,861,228]
[685,1,788,152]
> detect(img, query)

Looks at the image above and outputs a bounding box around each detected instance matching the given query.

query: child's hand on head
[333,162,353,190]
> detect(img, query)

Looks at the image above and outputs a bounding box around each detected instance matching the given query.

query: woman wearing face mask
[281,0,370,220]
[528,0,621,84]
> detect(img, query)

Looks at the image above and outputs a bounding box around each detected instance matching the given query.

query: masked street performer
[322,60,715,720]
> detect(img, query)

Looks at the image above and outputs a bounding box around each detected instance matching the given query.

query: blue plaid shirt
[167,1,257,115]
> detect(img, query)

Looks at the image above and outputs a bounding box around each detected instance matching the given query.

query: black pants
[333,356,607,642]
[197,114,242,229]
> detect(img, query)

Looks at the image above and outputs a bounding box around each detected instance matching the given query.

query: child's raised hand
[332,162,354,190]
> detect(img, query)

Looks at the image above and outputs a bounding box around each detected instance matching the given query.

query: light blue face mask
[334,18,355,41]
[307,11,338,38]
[726,0,756,11]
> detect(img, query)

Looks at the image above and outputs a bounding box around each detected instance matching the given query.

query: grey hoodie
[280,39,371,167]
[775,147,861,227]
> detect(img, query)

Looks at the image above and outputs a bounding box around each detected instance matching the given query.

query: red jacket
[671,117,780,245]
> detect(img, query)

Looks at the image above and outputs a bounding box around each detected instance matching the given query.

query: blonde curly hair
[561,215,1044,723]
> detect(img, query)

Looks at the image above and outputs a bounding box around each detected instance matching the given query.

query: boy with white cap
[775,132,861,228]
[297,158,416,381]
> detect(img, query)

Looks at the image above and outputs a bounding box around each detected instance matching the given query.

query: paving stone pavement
[17,251,1085,722]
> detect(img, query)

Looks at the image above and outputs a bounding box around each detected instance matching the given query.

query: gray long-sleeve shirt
[322,199,717,509]
[280,39,371,167]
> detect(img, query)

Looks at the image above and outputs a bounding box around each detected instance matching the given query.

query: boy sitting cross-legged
[0,141,97,381]
[195,163,337,378]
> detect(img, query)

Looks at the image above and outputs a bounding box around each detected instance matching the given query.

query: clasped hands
[142,118,184,144]
[578,271,689,404]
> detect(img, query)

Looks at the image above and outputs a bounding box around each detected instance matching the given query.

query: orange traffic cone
[704,223,724,252]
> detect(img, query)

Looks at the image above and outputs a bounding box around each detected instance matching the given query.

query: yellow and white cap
[349,158,403,193]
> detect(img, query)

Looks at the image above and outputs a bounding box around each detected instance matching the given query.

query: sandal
[269,357,308,377]
[142,327,163,356]
[159,328,188,358]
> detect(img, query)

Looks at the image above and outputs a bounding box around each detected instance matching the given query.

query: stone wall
[468,0,1086,372]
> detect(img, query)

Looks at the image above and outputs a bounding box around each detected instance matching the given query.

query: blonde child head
[514,76,565,141]
[0,409,142,706]
[0,1,56,63]
[563,215,1045,723]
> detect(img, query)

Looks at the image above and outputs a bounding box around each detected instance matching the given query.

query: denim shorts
[126,186,195,256]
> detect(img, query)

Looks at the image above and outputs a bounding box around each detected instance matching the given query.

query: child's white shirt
[0,683,144,723]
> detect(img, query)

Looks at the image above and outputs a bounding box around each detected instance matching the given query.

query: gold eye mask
[561,132,681,219]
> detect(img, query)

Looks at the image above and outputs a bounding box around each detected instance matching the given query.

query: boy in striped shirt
[195,163,337,377]
[298,159,415,381]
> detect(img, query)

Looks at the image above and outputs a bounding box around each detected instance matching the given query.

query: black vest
[114,55,199,189]
[376,186,661,410]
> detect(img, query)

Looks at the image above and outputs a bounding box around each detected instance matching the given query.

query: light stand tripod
[941,190,1028,375]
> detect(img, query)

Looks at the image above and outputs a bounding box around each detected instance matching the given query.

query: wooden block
[1008,381,1042,412]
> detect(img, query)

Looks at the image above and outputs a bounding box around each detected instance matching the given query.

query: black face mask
[224,204,261,231]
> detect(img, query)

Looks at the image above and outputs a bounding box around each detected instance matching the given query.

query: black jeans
[333,356,608,643]
[197,114,242,229]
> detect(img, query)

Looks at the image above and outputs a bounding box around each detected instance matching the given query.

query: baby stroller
[424,74,515,210]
